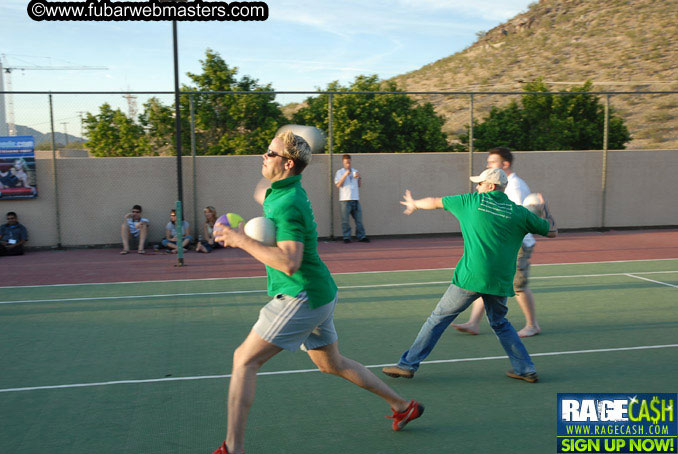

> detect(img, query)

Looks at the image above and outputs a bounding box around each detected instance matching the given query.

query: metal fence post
[172,21,184,266]
[189,95,198,236]
[48,93,63,248]
[328,93,334,240]
[601,94,610,229]
[468,93,474,192]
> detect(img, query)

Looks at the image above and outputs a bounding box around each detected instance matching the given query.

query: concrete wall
[605,150,678,226]
[4,150,677,248]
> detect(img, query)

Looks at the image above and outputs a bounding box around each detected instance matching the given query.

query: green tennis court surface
[2,260,677,454]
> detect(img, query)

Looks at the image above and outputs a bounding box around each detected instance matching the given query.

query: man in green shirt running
[382,167,557,383]
[211,131,423,454]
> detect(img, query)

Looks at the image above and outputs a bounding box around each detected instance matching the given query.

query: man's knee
[309,348,344,375]
[232,344,266,371]
[232,346,254,370]
[488,315,511,332]
[513,272,528,292]
[315,356,342,375]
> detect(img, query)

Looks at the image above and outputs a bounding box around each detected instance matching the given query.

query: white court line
[1,344,676,394]
[1,270,677,305]
[4,257,677,289]
[530,270,678,280]
[625,274,678,289]
[0,289,268,305]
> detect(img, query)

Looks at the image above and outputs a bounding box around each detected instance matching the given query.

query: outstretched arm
[400,190,443,215]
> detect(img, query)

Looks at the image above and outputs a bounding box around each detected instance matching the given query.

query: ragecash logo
[557,393,677,453]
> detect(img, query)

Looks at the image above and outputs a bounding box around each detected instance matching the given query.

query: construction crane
[0,54,107,136]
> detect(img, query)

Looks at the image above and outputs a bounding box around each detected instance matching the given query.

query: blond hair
[277,130,312,174]
[204,206,217,223]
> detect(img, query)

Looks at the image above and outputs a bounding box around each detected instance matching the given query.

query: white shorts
[253,291,338,351]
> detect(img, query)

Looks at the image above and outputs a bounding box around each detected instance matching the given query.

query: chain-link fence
[1,89,677,248]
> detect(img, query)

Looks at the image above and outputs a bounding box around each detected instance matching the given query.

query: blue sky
[1,0,533,135]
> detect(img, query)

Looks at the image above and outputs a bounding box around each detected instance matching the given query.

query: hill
[392,0,678,150]
[15,124,83,148]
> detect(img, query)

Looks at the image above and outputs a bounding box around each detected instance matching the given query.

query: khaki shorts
[513,244,534,292]
[253,291,338,351]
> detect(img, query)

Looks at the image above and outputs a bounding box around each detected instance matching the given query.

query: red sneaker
[212,442,230,454]
[387,400,425,431]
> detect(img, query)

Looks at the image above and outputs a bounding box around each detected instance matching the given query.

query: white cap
[469,168,508,186]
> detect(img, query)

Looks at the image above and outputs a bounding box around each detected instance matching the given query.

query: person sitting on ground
[121,204,149,254]
[196,207,244,253]
[161,209,192,253]
[0,211,28,256]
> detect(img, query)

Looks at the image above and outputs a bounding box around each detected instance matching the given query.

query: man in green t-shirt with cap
[382,167,557,383]
[211,131,423,454]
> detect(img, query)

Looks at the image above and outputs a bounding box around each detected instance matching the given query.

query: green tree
[461,79,631,151]
[293,75,449,154]
[182,49,285,155]
[87,49,286,156]
[84,103,149,157]
[139,97,175,155]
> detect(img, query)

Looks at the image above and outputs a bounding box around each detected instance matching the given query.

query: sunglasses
[265,149,287,159]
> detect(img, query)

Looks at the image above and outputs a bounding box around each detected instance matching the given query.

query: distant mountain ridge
[392,0,678,149]
[14,124,83,147]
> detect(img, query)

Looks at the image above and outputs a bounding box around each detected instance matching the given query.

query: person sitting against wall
[195,206,243,254]
[196,206,220,253]
[0,211,29,256]
[121,204,149,255]
[161,208,193,253]
[196,208,244,253]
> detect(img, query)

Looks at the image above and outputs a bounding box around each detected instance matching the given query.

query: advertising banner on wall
[0,136,38,199]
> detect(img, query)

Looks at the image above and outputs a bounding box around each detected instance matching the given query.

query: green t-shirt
[442,191,550,297]
[263,174,337,308]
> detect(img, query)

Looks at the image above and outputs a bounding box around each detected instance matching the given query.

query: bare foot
[518,326,541,338]
[450,323,480,335]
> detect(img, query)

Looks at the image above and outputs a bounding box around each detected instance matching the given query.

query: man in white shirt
[334,154,369,243]
[451,147,542,337]
[121,204,149,254]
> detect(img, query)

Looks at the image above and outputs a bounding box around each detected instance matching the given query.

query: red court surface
[2,228,678,287]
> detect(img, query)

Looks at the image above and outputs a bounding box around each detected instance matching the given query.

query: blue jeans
[340,200,366,240]
[161,236,193,247]
[398,284,536,375]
